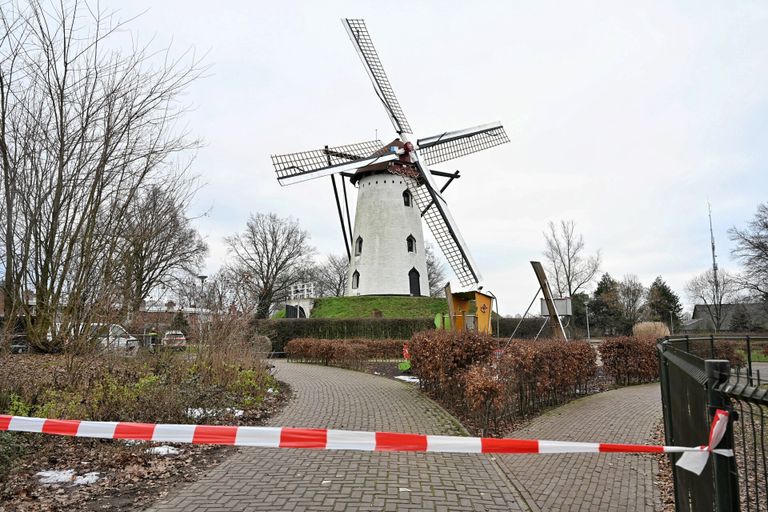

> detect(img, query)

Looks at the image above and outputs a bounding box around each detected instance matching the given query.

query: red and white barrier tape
[0,410,733,476]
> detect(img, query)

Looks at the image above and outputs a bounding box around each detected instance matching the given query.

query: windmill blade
[417,122,510,166]
[272,140,394,186]
[342,19,413,135]
[403,163,482,288]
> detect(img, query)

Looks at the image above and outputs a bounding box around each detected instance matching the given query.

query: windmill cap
[350,139,410,184]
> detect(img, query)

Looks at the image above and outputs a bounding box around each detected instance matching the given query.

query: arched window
[403,190,412,207]
[406,235,416,253]
[351,270,360,289]
[355,236,363,256]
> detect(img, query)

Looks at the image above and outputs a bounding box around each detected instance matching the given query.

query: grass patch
[737,349,768,363]
[311,296,447,319]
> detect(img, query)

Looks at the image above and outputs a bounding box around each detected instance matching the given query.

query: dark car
[10,334,29,354]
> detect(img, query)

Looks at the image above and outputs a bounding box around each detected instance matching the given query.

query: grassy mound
[311,296,447,319]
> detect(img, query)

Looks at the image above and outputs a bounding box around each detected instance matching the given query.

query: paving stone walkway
[150,363,663,511]
[149,361,531,511]
[497,383,663,512]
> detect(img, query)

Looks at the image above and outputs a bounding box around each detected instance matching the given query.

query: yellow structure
[444,284,494,335]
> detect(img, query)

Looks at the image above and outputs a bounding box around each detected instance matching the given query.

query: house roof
[689,302,768,330]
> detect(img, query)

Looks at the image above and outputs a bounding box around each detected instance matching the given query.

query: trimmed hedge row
[599,336,747,386]
[254,316,547,352]
[495,317,552,339]
[252,318,434,352]
[409,330,597,436]
[285,338,404,369]
[598,336,658,385]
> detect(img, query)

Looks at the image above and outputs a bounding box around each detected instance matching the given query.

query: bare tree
[685,269,742,332]
[225,213,315,318]
[425,243,447,297]
[313,254,348,297]
[0,1,204,350]
[119,180,207,313]
[618,274,645,327]
[729,203,768,301]
[543,220,601,297]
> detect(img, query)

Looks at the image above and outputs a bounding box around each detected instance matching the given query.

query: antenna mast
[708,202,720,306]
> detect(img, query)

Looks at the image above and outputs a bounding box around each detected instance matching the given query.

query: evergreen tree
[646,276,683,331]
[170,311,190,335]
[570,292,590,330]
[729,304,752,332]
[590,273,624,335]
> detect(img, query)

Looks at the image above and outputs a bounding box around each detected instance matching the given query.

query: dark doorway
[408,268,421,296]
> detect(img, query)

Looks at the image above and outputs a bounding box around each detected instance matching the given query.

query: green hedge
[252,318,435,352]
[495,317,548,339]
[253,316,547,352]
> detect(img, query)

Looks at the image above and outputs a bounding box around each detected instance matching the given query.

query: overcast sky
[103,0,768,315]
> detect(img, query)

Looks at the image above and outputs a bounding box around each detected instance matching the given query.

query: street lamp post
[585,300,591,341]
[196,275,207,332]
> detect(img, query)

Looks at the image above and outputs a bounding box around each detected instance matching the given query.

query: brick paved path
[149,362,531,511]
[496,383,663,512]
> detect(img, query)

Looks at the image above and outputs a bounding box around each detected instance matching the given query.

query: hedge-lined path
[496,383,663,512]
[149,361,532,511]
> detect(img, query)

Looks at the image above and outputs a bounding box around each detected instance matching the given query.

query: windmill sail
[272,140,395,186]
[403,166,481,288]
[417,122,510,166]
[343,19,412,136]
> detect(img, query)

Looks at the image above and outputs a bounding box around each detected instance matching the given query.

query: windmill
[271,19,509,296]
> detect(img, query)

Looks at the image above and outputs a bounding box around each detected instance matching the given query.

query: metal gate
[659,336,768,512]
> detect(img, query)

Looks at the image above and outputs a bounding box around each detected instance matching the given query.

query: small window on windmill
[355,236,363,256]
[406,235,416,253]
[403,190,411,207]
[352,270,360,289]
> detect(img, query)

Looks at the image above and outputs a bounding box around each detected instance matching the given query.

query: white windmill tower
[271,19,509,296]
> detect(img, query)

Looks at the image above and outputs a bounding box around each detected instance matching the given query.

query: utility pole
[708,203,721,331]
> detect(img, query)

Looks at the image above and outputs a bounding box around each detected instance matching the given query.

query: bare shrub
[633,322,670,338]
[285,338,404,369]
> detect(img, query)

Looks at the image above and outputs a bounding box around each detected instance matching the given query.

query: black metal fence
[659,336,768,512]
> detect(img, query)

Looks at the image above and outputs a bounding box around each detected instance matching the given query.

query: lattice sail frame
[272,140,388,185]
[418,123,510,167]
[271,18,511,288]
[343,19,412,135]
[403,174,480,287]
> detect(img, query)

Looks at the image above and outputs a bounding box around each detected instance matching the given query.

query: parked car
[161,330,188,350]
[89,324,138,351]
[10,334,29,354]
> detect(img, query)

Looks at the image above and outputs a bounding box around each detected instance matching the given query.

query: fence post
[705,359,739,512]
[658,341,682,511]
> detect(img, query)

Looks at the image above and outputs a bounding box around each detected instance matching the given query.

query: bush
[410,330,598,436]
[285,338,404,370]
[0,432,24,482]
[0,315,278,424]
[410,330,497,401]
[633,322,670,338]
[253,318,434,352]
[491,339,596,421]
[495,317,549,339]
[599,336,659,385]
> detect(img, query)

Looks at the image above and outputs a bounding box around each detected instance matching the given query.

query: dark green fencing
[659,336,768,512]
